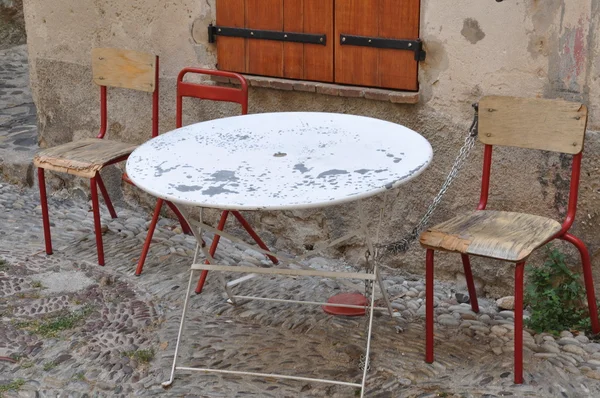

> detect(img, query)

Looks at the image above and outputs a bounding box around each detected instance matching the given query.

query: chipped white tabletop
[126,112,433,210]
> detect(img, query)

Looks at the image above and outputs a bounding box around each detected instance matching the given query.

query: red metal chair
[34,48,161,266]
[419,95,600,384]
[134,68,278,288]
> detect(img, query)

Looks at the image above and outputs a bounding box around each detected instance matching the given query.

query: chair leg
[561,233,600,334]
[165,200,194,236]
[96,174,117,219]
[514,261,525,384]
[90,176,105,266]
[195,210,230,294]
[461,254,480,313]
[231,211,279,265]
[37,168,53,255]
[135,199,164,276]
[425,249,435,363]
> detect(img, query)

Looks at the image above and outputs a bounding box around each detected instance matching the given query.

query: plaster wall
[21,0,600,296]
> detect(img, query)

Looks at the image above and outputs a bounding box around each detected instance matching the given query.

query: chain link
[380,103,479,256]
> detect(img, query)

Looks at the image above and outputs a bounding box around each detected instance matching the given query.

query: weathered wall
[0,0,26,49]
[21,0,600,297]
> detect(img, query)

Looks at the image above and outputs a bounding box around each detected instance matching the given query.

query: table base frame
[161,201,393,398]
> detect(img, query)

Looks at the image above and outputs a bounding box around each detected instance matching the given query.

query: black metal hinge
[340,34,426,61]
[209,24,326,45]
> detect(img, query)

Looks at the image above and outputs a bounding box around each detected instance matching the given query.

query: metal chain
[380,103,480,256]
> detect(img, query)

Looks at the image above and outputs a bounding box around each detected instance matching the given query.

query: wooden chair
[419,95,600,384]
[134,67,279,287]
[34,48,188,266]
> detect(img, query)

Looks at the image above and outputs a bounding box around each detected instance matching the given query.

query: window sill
[210,75,419,104]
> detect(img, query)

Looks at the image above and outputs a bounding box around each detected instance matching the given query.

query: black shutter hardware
[208,24,326,45]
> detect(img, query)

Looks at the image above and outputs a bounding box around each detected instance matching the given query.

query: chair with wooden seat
[133,67,279,286]
[34,48,190,266]
[419,95,600,384]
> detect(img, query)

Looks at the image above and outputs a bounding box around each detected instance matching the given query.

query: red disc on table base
[322,293,368,316]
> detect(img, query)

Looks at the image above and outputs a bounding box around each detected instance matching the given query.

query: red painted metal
[90,176,105,266]
[152,56,159,137]
[174,68,273,292]
[514,261,524,384]
[136,199,164,276]
[460,254,479,313]
[561,233,600,333]
[322,293,367,316]
[96,174,117,219]
[165,200,193,235]
[97,86,107,139]
[196,210,230,294]
[38,168,53,255]
[231,211,279,265]
[477,144,493,210]
[555,152,582,237]
[425,249,434,363]
[176,68,248,127]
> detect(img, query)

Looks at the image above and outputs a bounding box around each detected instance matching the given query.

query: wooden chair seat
[419,210,562,262]
[33,138,137,178]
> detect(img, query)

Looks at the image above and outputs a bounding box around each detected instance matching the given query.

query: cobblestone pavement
[0,45,37,185]
[2,45,600,397]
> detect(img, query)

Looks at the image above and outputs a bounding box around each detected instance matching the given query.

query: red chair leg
[425,249,434,363]
[231,211,279,265]
[37,168,53,255]
[165,200,193,236]
[514,261,525,384]
[136,199,164,276]
[90,176,105,266]
[561,233,600,334]
[461,254,480,313]
[195,210,230,294]
[96,174,117,219]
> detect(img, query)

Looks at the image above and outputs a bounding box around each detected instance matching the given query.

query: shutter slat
[378,0,420,90]
[216,0,246,73]
[335,0,420,91]
[246,0,284,77]
[283,0,304,79]
[303,0,334,82]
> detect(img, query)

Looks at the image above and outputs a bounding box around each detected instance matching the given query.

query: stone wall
[21,0,600,296]
[0,0,26,49]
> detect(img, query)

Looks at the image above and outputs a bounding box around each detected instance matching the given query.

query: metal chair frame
[134,68,278,280]
[423,98,600,384]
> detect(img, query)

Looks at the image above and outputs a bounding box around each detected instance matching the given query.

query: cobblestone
[2,44,600,397]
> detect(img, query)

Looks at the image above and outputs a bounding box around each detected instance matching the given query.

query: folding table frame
[161,201,395,397]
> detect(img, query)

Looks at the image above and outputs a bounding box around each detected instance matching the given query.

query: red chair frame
[38,55,161,266]
[425,144,600,384]
[135,68,278,287]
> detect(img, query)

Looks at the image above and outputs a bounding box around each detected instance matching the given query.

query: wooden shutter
[215,0,334,82]
[335,0,421,91]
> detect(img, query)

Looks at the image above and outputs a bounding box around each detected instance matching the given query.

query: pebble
[563,344,587,356]
[496,296,514,310]
[558,337,581,346]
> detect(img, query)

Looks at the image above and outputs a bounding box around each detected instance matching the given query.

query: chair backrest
[91,48,159,138]
[478,95,587,154]
[176,68,248,128]
[476,95,588,234]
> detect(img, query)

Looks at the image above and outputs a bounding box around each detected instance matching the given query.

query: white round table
[127,112,432,396]
[126,112,432,211]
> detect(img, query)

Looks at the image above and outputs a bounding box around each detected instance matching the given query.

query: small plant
[122,348,155,364]
[20,361,34,369]
[43,361,56,371]
[0,258,8,272]
[15,306,93,338]
[73,372,86,381]
[31,281,43,289]
[0,379,25,395]
[525,246,591,334]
